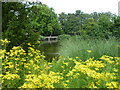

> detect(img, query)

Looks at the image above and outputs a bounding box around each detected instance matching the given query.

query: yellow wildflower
[66,80,70,82]
[75,57,79,59]
[117,45,120,48]
[27,43,31,46]
[86,50,92,53]
[61,66,64,68]
[69,58,73,60]
[106,82,118,88]
[64,62,69,66]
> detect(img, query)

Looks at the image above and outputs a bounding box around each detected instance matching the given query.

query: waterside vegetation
[1,39,119,88]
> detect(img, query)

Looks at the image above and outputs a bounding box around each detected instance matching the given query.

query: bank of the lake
[38,36,118,61]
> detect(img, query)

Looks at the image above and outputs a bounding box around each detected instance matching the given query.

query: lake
[38,41,61,61]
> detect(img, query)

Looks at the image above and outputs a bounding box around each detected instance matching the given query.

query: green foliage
[111,16,120,39]
[82,18,99,37]
[58,11,119,39]
[27,3,61,36]
[58,34,71,40]
[97,14,112,38]
[2,2,28,50]
[2,2,61,51]
[38,35,45,41]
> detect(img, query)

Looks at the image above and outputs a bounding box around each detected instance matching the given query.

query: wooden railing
[44,36,58,42]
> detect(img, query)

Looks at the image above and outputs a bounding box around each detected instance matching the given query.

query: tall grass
[59,36,118,60]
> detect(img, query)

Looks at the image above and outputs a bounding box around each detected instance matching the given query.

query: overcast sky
[40,0,119,15]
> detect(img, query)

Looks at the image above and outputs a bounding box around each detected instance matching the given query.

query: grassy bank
[59,36,118,60]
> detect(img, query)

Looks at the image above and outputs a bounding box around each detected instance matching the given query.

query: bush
[58,34,71,40]
[38,35,45,41]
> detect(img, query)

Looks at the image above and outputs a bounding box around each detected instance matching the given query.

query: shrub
[58,34,71,40]
[38,35,45,41]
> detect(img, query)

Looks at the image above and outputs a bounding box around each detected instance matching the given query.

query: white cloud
[40,0,119,15]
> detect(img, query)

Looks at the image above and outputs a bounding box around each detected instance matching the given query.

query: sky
[39,0,119,15]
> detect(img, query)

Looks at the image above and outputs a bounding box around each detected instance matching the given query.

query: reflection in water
[38,41,61,61]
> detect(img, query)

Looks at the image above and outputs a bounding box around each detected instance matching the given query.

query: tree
[111,16,120,38]
[97,14,113,38]
[82,18,100,37]
[27,3,61,36]
[2,2,61,51]
[91,12,99,22]
[58,12,68,34]
[58,10,92,35]
[2,2,30,51]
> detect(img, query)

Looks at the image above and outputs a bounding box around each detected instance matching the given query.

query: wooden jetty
[44,36,58,42]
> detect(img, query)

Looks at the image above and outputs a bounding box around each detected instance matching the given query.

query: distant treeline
[59,11,119,39]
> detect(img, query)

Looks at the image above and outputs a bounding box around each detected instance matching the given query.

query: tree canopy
[2,2,61,51]
[58,11,119,38]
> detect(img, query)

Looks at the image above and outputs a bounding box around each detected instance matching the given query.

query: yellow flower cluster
[62,55,119,88]
[67,63,103,80]
[19,71,63,88]
[117,45,120,48]
[85,60,105,68]
[0,39,10,45]
[106,82,119,88]
[86,50,92,53]
[2,73,20,80]
[1,39,47,88]
[1,39,119,88]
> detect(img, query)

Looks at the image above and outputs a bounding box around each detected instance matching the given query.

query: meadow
[0,38,119,88]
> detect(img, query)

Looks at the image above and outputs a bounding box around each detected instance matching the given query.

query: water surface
[38,41,61,61]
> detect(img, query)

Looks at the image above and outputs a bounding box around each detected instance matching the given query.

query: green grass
[59,36,118,60]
